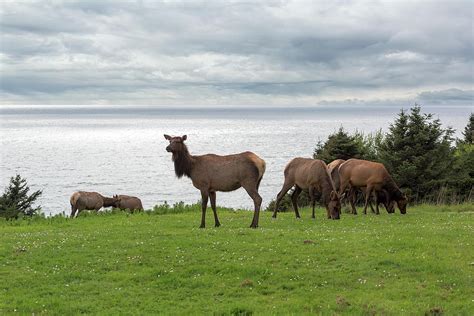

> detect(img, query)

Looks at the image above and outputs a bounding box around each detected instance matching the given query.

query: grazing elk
[328,159,394,214]
[327,159,346,190]
[164,134,266,228]
[272,158,341,220]
[338,159,407,214]
[113,195,144,212]
[70,191,118,218]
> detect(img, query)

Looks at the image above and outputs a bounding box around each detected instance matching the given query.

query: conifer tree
[378,105,454,200]
[313,127,361,162]
[461,113,473,144]
[0,175,42,219]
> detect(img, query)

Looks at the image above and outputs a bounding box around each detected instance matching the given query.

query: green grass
[1,204,473,315]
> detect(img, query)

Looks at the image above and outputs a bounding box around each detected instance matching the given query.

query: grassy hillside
[1,204,473,315]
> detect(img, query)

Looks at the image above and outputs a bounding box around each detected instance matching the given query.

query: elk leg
[291,186,302,219]
[209,191,220,227]
[349,187,358,215]
[382,189,392,213]
[309,186,316,219]
[243,184,262,228]
[200,191,208,228]
[70,204,77,218]
[372,190,380,215]
[341,181,357,215]
[363,186,373,214]
[272,181,294,218]
[368,190,376,214]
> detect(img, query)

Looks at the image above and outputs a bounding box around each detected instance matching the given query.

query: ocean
[0,105,471,215]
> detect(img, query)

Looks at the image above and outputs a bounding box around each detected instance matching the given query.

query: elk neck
[321,171,336,206]
[172,144,195,178]
[102,196,116,207]
[383,175,403,200]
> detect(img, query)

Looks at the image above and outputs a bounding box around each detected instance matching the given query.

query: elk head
[164,134,187,154]
[397,196,408,214]
[328,190,341,220]
[112,194,121,208]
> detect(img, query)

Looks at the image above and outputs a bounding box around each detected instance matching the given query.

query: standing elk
[164,134,266,228]
[70,191,118,218]
[338,159,407,214]
[328,159,394,214]
[272,158,341,220]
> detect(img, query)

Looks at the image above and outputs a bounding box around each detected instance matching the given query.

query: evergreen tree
[313,127,361,162]
[461,113,473,144]
[378,105,455,201]
[0,175,42,219]
[451,114,474,202]
[353,129,384,162]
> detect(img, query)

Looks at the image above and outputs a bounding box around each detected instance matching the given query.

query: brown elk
[338,159,407,214]
[70,191,118,218]
[327,159,346,190]
[164,134,266,228]
[272,158,341,220]
[113,195,144,212]
[328,159,394,214]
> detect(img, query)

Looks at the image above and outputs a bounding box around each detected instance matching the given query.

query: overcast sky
[1,0,472,107]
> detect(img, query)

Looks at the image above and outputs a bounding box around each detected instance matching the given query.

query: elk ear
[164,134,171,140]
[182,135,187,141]
[330,190,338,200]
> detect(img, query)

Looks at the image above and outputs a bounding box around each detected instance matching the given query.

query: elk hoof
[272,214,277,219]
[199,225,205,229]
[215,223,221,227]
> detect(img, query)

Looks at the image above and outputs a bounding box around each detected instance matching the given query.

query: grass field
[1,203,473,315]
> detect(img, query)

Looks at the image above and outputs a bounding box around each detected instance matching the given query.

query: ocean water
[0,105,471,216]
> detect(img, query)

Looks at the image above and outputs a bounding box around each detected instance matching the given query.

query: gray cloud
[0,0,472,106]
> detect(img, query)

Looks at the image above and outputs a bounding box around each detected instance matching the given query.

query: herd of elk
[70,191,143,217]
[69,134,407,228]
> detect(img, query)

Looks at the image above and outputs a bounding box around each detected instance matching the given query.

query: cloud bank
[1,0,472,106]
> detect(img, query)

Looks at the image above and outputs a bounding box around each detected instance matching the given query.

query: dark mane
[383,175,403,200]
[172,143,193,178]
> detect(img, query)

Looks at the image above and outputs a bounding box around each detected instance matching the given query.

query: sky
[0,0,473,107]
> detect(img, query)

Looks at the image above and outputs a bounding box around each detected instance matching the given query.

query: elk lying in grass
[338,159,407,214]
[70,191,118,218]
[272,158,341,220]
[164,134,266,228]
